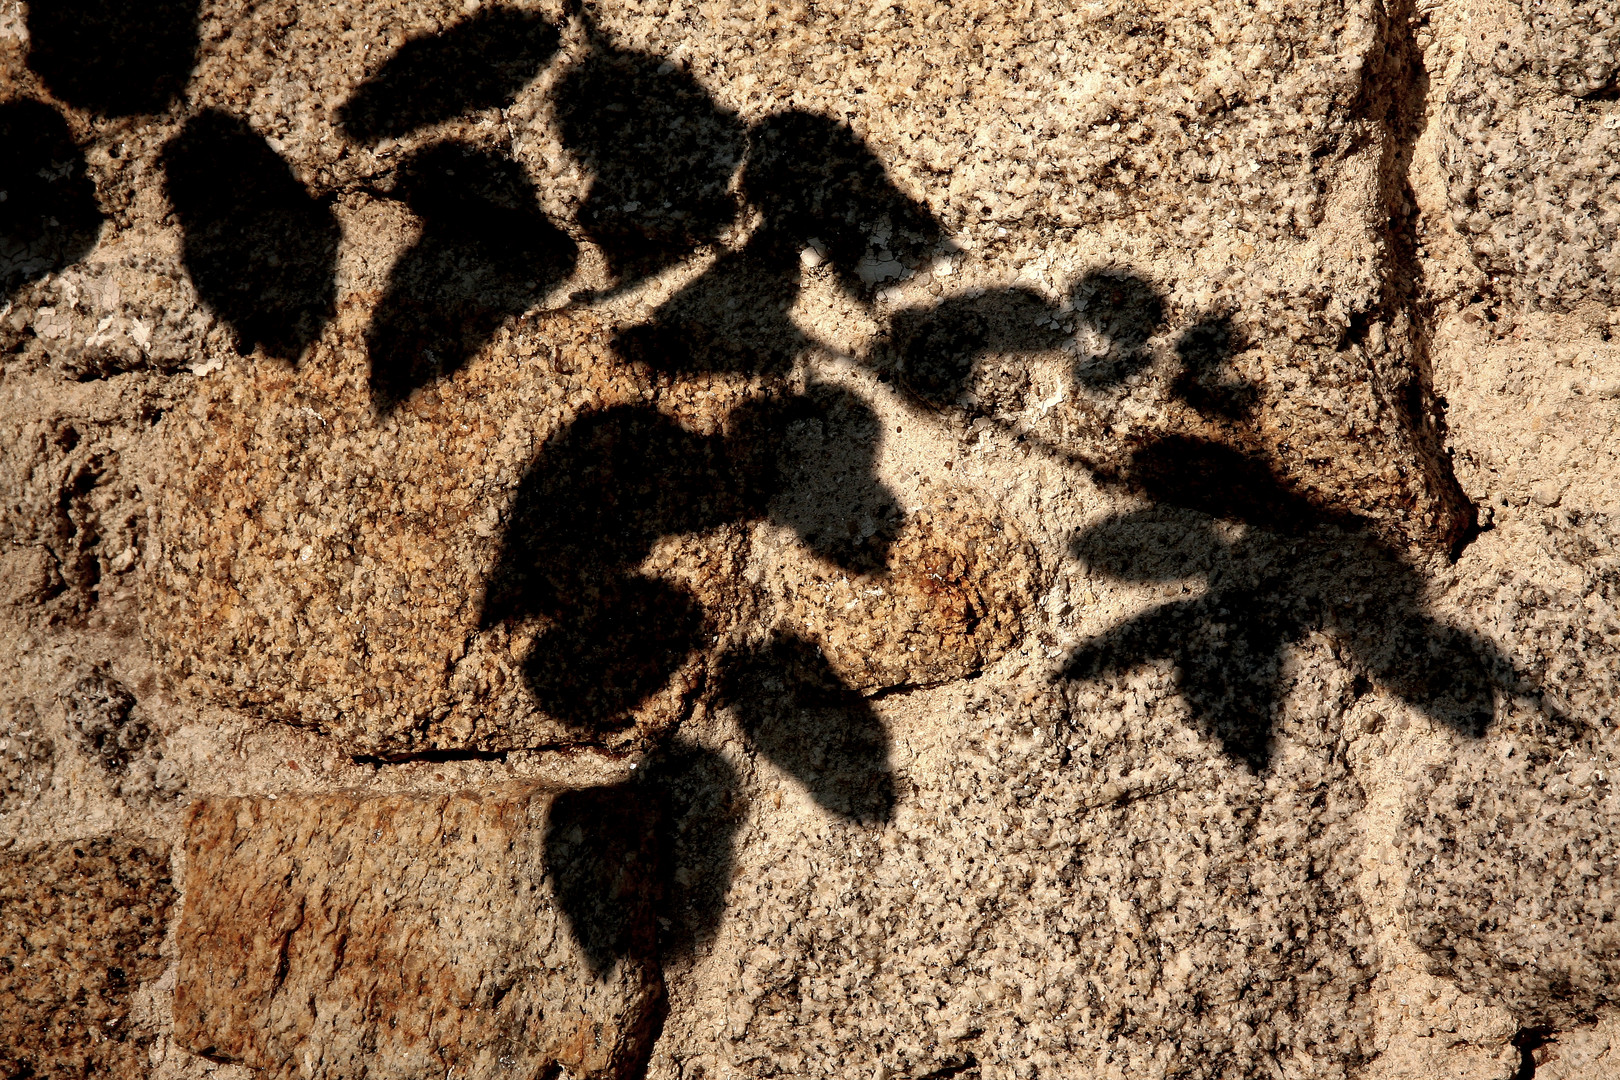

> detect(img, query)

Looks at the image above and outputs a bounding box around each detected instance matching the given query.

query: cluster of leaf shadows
[19,1,1532,986]
[6,0,202,301]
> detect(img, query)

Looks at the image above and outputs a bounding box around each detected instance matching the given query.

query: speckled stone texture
[3,0,1620,1077]
[139,305,1039,753]
[174,785,662,1080]
[712,672,1379,1080]
[0,836,176,1080]
[1440,0,1620,315]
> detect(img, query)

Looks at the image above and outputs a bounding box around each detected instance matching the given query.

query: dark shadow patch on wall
[1070,269,1164,389]
[366,142,577,411]
[543,739,745,968]
[552,37,747,288]
[611,108,943,378]
[1063,486,1501,771]
[26,0,199,116]
[544,784,660,976]
[887,286,1067,409]
[718,632,896,824]
[645,740,745,961]
[162,110,341,361]
[0,100,104,301]
[337,6,562,143]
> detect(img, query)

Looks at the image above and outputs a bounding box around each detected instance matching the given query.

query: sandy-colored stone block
[174,785,662,1080]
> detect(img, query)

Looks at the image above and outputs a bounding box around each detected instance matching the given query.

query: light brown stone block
[174,785,662,1080]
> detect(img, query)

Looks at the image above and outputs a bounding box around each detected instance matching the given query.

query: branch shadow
[480,387,899,733]
[885,286,1066,409]
[883,269,1163,410]
[1064,505,1499,770]
[614,108,944,378]
[1043,287,1514,769]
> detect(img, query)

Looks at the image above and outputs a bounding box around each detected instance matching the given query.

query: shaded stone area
[0,836,176,1080]
[175,786,662,1080]
[0,99,104,303]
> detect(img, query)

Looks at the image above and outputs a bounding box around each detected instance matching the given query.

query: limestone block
[0,837,176,1080]
[174,785,662,1080]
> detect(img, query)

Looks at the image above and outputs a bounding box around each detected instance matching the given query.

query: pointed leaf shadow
[367,142,576,411]
[886,286,1066,409]
[1,100,104,301]
[479,404,771,731]
[544,741,744,969]
[718,632,896,824]
[162,109,340,361]
[1071,270,1164,389]
[1063,492,1505,770]
[614,110,945,382]
[744,109,942,293]
[520,577,707,733]
[544,783,661,977]
[480,389,902,731]
[645,740,744,960]
[337,6,562,143]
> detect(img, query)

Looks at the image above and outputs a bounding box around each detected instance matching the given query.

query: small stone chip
[174,785,662,1080]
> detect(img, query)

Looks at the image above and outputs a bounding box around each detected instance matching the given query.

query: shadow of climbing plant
[82,0,1547,980]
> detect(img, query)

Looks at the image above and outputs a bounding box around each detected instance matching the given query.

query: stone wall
[2,0,1618,1077]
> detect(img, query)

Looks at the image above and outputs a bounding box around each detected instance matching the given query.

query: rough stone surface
[765,495,1042,692]
[2,0,1620,1076]
[0,836,176,1080]
[1440,2,1620,315]
[1404,708,1620,1028]
[140,307,1037,754]
[174,786,662,1080]
[0,698,52,812]
[707,672,1380,1080]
